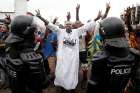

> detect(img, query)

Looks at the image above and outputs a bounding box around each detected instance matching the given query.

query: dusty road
[0,68,89,93]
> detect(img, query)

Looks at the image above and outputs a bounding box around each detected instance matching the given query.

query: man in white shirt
[47,20,95,89]
[35,10,96,92]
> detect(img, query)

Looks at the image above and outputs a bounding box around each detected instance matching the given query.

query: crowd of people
[0,2,139,93]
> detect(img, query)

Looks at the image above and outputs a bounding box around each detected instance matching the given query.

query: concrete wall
[14,0,27,16]
[0,0,27,19]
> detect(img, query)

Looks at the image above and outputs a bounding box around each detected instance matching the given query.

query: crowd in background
[0,2,140,93]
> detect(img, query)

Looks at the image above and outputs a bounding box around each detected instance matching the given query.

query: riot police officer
[5,15,47,93]
[87,17,137,93]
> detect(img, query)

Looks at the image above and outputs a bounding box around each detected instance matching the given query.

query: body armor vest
[87,49,136,93]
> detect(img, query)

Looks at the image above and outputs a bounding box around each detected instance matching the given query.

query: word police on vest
[111,68,131,75]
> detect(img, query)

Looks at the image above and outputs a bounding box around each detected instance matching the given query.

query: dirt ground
[0,83,87,93]
[0,67,90,93]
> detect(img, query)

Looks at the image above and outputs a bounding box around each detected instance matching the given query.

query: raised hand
[102,2,111,19]
[76,4,80,11]
[126,7,131,16]
[124,7,131,21]
[5,14,11,24]
[54,17,58,21]
[97,10,102,19]
[67,12,71,21]
[35,9,41,17]
[94,10,102,21]
[53,17,58,24]
[76,4,80,21]
[35,9,49,25]
[5,14,11,20]
[106,2,111,11]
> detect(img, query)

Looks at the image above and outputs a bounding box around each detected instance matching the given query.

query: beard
[66,28,72,33]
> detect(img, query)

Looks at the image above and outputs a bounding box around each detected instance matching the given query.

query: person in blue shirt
[42,28,57,79]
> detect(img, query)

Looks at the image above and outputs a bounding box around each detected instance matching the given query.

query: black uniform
[129,48,140,93]
[87,17,137,93]
[0,44,8,89]
[4,15,49,93]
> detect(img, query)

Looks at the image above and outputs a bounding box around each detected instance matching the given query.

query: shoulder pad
[0,57,6,69]
[92,50,109,62]
[20,51,43,62]
[129,48,140,56]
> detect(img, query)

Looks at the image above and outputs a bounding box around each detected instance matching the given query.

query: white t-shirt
[47,21,96,90]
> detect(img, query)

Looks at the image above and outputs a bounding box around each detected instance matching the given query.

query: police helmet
[99,17,129,48]
[5,15,46,44]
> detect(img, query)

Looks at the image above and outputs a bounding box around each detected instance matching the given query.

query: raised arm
[0,14,11,24]
[66,12,71,21]
[94,10,102,21]
[124,7,133,32]
[52,17,58,24]
[5,14,11,24]
[76,4,80,21]
[35,9,49,25]
[101,2,111,19]
[35,9,60,32]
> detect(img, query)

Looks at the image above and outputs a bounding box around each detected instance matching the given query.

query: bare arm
[94,10,102,21]
[35,9,49,25]
[52,17,58,24]
[124,7,133,32]
[5,14,11,24]
[35,9,60,32]
[101,2,111,19]
[76,4,80,21]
